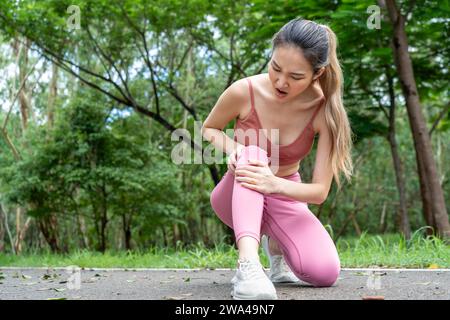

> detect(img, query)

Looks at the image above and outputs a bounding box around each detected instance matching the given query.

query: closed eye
[272,66,303,80]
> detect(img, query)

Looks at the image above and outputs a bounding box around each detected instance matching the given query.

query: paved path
[0,268,448,300]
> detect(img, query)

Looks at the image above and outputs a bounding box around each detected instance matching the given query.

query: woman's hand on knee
[235,159,281,194]
[227,144,245,174]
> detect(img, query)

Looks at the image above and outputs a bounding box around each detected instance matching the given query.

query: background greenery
[0,1,448,268]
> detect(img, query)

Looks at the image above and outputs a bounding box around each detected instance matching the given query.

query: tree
[382,0,449,239]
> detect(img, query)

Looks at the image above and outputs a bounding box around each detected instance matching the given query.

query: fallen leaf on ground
[362,295,385,300]
[83,279,96,283]
[163,296,187,300]
[181,293,193,297]
[160,280,173,284]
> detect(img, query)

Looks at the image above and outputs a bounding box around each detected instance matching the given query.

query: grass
[0,232,448,269]
[336,231,449,268]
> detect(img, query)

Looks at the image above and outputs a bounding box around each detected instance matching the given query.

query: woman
[201,18,353,300]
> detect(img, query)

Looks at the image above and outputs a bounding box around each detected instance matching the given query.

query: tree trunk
[0,206,5,252]
[172,224,180,247]
[47,63,58,128]
[0,202,15,254]
[14,207,32,254]
[93,202,102,251]
[77,212,89,249]
[37,214,61,253]
[177,107,188,244]
[12,37,31,132]
[96,181,109,253]
[161,226,168,247]
[379,202,388,233]
[122,212,132,251]
[385,68,411,239]
[384,0,450,239]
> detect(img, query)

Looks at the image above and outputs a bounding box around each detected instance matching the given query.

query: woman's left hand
[234,159,281,194]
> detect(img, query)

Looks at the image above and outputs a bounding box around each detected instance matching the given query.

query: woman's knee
[302,261,341,287]
[283,249,340,287]
[236,145,269,166]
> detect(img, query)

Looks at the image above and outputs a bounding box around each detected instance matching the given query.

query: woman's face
[268,46,319,102]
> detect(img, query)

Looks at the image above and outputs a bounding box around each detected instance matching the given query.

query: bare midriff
[271,162,301,178]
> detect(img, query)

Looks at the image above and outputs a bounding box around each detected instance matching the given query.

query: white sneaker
[230,257,278,300]
[261,235,300,283]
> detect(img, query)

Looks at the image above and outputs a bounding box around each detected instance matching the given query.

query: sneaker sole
[269,273,301,283]
[231,291,278,300]
[271,278,300,283]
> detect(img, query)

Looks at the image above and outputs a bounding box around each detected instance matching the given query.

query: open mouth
[275,88,288,96]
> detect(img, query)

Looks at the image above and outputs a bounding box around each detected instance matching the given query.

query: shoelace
[238,259,263,279]
[271,255,291,274]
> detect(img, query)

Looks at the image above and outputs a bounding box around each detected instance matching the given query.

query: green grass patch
[336,231,449,268]
[0,232,448,269]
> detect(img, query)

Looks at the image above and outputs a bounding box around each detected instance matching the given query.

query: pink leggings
[210,145,340,287]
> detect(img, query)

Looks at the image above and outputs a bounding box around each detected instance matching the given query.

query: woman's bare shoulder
[225,77,251,101]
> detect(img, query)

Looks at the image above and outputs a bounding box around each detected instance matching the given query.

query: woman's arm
[274,179,328,205]
[202,128,243,156]
[201,79,248,156]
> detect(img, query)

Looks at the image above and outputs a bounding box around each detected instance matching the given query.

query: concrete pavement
[0,267,448,300]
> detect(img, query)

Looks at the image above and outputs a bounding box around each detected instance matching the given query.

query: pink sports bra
[233,78,325,166]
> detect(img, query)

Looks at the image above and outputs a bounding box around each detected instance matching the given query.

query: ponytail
[318,25,354,189]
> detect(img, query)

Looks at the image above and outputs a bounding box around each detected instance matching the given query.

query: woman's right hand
[227,144,245,174]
